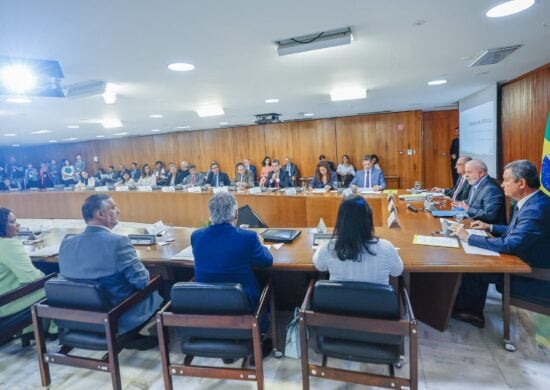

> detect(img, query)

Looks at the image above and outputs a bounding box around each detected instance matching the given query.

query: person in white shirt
[313,195,403,284]
[336,154,355,187]
[137,164,157,187]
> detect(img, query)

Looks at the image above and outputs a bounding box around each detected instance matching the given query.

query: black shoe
[126,334,158,350]
[451,312,485,328]
[250,338,273,366]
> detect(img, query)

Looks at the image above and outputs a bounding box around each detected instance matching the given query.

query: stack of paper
[28,244,61,257]
[171,246,194,261]
[461,241,499,256]
[413,235,459,248]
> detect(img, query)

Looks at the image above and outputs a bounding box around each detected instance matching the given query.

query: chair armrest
[108,275,162,322]
[300,279,316,312]
[398,277,415,322]
[0,273,56,306]
[254,279,272,319]
[522,267,550,282]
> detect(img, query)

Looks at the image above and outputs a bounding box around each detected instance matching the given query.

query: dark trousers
[454,273,503,317]
[451,158,459,185]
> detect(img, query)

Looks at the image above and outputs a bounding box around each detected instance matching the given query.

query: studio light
[0,56,64,97]
[0,64,36,94]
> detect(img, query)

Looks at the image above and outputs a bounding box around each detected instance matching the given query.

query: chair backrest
[45,277,111,333]
[311,280,401,344]
[171,282,252,339]
[237,205,268,228]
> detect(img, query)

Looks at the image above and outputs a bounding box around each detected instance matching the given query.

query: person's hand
[451,154,457,159]
[470,220,490,231]
[452,200,469,212]
[450,224,469,241]
[351,184,358,193]
[432,187,442,193]
[373,185,381,191]
[324,185,331,191]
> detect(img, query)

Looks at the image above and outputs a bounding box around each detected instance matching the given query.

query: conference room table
[21,189,531,349]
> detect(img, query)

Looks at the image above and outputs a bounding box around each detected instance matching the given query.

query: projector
[255,113,281,125]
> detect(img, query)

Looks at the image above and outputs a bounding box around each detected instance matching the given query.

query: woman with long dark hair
[259,156,273,181]
[311,160,338,190]
[313,195,403,284]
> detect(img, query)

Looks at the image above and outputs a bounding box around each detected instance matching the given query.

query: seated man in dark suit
[234,162,255,188]
[283,156,299,186]
[243,159,257,183]
[58,194,162,347]
[164,163,185,186]
[191,192,273,357]
[432,156,472,202]
[262,159,291,188]
[451,160,550,328]
[452,159,506,224]
[205,161,231,187]
[181,165,205,187]
[350,155,386,191]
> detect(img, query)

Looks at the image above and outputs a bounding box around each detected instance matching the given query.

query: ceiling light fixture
[176,126,191,129]
[4,133,16,136]
[113,132,128,136]
[330,87,367,101]
[149,114,163,118]
[96,135,105,138]
[31,129,52,134]
[11,144,20,147]
[0,64,36,94]
[428,79,447,85]
[62,137,78,141]
[265,98,279,103]
[67,125,80,129]
[102,83,118,104]
[49,140,58,143]
[168,63,196,72]
[101,119,123,128]
[151,129,161,132]
[196,105,224,117]
[6,97,32,103]
[303,113,315,117]
[219,121,229,125]
[486,0,535,18]
[277,27,353,56]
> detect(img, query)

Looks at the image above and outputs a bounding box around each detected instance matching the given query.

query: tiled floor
[1,219,548,389]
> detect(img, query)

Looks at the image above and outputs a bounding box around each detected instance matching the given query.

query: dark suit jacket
[469,191,550,302]
[444,176,471,201]
[165,171,185,186]
[191,223,273,308]
[205,171,231,187]
[311,171,338,188]
[283,163,299,178]
[246,164,257,180]
[466,176,506,224]
[58,226,162,333]
[265,169,291,188]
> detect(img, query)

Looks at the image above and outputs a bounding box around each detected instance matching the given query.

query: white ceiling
[0,0,549,146]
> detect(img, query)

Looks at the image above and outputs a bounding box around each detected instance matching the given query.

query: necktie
[288,165,291,174]
[215,173,219,187]
[364,170,371,188]
[452,176,465,202]
[191,175,195,185]
[502,206,520,237]
[468,185,476,204]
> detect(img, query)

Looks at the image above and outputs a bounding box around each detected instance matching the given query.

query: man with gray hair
[451,160,550,328]
[432,155,472,202]
[191,191,273,318]
[452,159,506,224]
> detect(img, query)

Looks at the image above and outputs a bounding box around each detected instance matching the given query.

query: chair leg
[269,286,282,358]
[252,318,264,390]
[299,311,310,390]
[31,305,51,387]
[105,321,122,390]
[410,321,419,390]
[157,315,174,390]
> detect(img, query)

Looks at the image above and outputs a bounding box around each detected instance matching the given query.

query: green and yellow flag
[542,112,550,196]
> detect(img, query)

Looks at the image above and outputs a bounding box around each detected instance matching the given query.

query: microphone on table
[406,204,419,213]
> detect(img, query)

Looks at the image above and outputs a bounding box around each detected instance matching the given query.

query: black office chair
[237,205,268,228]
[32,275,162,390]
[299,278,418,390]
[0,273,56,347]
[157,281,278,390]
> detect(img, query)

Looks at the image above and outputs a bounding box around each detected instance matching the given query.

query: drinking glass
[414,181,422,191]
[454,208,464,224]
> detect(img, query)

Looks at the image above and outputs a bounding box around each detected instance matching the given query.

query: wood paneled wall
[422,110,459,188]
[0,110,425,188]
[501,63,550,173]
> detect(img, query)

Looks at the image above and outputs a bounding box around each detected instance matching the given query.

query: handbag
[285,307,303,359]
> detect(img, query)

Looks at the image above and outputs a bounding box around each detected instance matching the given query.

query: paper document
[466,229,489,237]
[311,188,328,193]
[461,241,499,256]
[359,189,382,194]
[27,244,61,257]
[383,189,398,194]
[171,246,194,261]
[272,243,284,250]
[413,235,459,248]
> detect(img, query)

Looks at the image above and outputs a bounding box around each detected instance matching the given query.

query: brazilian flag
[542,113,550,196]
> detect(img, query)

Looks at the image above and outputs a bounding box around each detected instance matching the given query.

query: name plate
[387,199,396,213]
[138,185,153,192]
[188,186,202,193]
[146,220,166,235]
[387,210,401,228]
[386,192,395,202]
[162,186,175,192]
[248,187,262,195]
[116,186,129,192]
[213,186,229,194]
[95,186,109,192]
[342,188,353,197]
[284,187,297,196]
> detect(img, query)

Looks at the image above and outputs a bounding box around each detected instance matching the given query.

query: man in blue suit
[350,155,386,190]
[452,159,506,224]
[59,194,162,347]
[263,159,291,188]
[452,160,550,328]
[205,161,231,187]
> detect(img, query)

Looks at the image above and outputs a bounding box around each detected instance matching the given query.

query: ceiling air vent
[469,45,522,67]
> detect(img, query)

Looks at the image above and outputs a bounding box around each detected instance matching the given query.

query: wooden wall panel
[231,125,266,170]
[263,122,296,168]
[501,63,549,172]
[422,110,459,188]
[292,119,337,177]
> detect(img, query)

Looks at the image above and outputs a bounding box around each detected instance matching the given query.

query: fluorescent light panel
[6,97,31,103]
[330,87,366,101]
[196,105,224,117]
[428,79,447,85]
[101,119,123,128]
[486,0,535,17]
[31,129,51,134]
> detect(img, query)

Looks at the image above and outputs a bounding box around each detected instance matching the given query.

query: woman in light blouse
[259,156,273,181]
[137,164,157,186]
[61,159,76,186]
[337,154,356,187]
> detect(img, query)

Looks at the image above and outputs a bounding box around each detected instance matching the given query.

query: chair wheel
[504,341,516,352]
[273,350,283,359]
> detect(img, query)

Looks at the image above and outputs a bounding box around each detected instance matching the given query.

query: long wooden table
[0,189,383,228]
